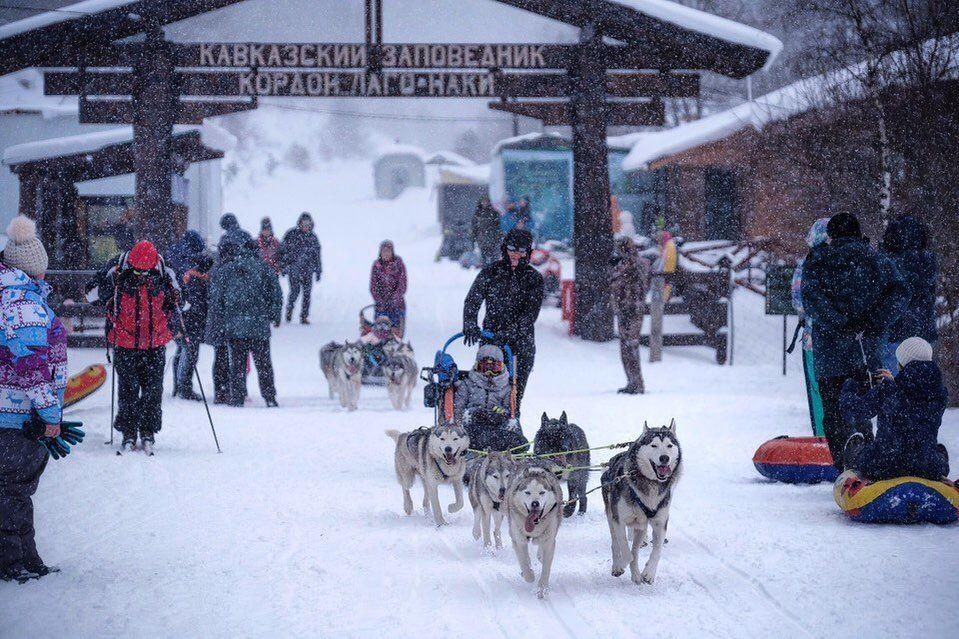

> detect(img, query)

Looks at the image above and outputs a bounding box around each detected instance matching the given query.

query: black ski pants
[286,274,313,321]
[213,344,232,402]
[227,338,277,405]
[176,340,201,396]
[0,429,48,573]
[818,373,874,470]
[114,347,165,441]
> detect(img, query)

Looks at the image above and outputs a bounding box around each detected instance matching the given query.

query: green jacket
[205,248,282,343]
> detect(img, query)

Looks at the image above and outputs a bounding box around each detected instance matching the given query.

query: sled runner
[834,470,959,524]
[63,364,107,409]
[753,436,838,484]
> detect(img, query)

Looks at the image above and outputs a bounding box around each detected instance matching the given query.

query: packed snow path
[2,164,956,639]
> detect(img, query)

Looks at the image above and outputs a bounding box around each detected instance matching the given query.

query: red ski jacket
[107,265,179,350]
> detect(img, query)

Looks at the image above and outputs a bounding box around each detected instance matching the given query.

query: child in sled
[841,337,950,482]
[360,314,401,346]
[453,344,527,452]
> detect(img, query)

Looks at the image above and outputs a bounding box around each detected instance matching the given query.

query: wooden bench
[46,270,107,349]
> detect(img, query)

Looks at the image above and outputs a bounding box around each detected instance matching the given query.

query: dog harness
[626,479,672,520]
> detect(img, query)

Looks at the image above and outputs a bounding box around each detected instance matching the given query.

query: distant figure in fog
[280,212,322,324]
[472,195,502,267]
[370,240,407,337]
[258,217,282,273]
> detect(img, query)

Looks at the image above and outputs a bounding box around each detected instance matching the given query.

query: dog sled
[358,304,404,386]
[420,331,527,454]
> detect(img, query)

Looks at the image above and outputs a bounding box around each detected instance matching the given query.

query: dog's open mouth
[443,452,457,465]
[654,464,673,481]
[524,508,543,533]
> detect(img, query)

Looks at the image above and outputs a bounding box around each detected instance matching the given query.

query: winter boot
[141,437,155,457]
[1,566,38,584]
[23,560,59,579]
[179,389,202,402]
[617,386,644,395]
[300,318,310,325]
[265,398,279,408]
[121,438,136,454]
[842,433,865,471]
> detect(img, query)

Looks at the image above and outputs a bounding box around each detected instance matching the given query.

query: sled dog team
[319,339,417,411]
[386,414,683,598]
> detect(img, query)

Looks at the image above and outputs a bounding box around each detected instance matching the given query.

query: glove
[463,325,482,346]
[41,437,71,460]
[58,422,85,446]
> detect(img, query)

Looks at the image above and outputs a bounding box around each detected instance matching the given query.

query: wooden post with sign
[132,26,177,251]
[570,27,614,342]
[649,274,665,362]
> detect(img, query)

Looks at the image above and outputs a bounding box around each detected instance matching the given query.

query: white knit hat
[895,337,934,368]
[3,216,48,277]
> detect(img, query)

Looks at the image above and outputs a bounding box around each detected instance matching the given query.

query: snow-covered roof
[425,150,474,167]
[3,123,235,166]
[491,132,569,156]
[0,0,135,41]
[440,163,491,184]
[623,37,959,171]
[0,69,76,118]
[610,0,782,70]
[376,143,428,161]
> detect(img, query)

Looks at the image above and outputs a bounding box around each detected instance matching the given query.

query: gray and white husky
[386,423,470,527]
[382,339,413,358]
[467,451,517,549]
[533,411,590,517]
[602,420,683,586]
[319,340,363,411]
[506,463,565,598]
[383,349,418,411]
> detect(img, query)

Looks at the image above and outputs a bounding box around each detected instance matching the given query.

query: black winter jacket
[841,361,949,481]
[464,256,543,349]
[279,229,322,280]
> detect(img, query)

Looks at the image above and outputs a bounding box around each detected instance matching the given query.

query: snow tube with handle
[752,436,839,484]
[63,364,107,409]
[834,470,959,524]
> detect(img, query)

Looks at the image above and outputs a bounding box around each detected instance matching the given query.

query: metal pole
[782,315,787,376]
[649,274,664,363]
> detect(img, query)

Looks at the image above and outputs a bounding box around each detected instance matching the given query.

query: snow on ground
[2,161,957,639]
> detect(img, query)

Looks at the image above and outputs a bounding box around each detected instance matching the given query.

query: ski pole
[106,347,115,446]
[174,306,222,453]
[856,332,873,388]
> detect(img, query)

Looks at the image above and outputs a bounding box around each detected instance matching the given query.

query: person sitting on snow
[453,345,527,452]
[841,337,950,482]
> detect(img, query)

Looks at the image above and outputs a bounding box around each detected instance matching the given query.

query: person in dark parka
[801,213,909,468]
[217,213,252,253]
[472,196,502,267]
[279,212,322,324]
[463,227,543,414]
[841,337,949,481]
[369,240,407,335]
[881,215,938,371]
[206,241,282,407]
[167,230,206,397]
[175,254,214,401]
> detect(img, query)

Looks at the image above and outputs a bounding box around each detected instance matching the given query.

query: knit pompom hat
[895,337,934,368]
[3,216,49,277]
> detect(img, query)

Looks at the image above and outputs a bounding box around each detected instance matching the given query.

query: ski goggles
[476,358,504,375]
[505,245,528,254]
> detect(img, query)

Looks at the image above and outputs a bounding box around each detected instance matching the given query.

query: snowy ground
[2,162,956,639]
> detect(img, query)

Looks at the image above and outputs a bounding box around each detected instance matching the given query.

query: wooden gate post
[132,25,177,251]
[649,274,665,362]
[569,25,614,342]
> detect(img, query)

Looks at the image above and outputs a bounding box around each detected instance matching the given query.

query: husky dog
[467,451,517,549]
[602,420,683,586]
[319,341,364,410]
[506,463,565,598]
[534,411,590,517]
[386,422,470,527]
[383,352,418,411]
[383,340,414,358]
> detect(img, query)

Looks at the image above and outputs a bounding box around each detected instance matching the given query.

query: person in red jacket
[102,241,180,454]
[369,240,407,336]
[257,217,281,273]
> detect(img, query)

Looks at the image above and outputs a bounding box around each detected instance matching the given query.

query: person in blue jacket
[841,337,949,481]
[790,218,829,435]
[880,215,938,372]
[800,212,908,468]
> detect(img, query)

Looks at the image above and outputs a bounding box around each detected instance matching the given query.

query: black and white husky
[319,341,363,410]
[506,463,565,598]
[602,420,683,586]
[533,411,590,517]
[383,346,418,411]
[467,451,517,549]
[386,423,470,527]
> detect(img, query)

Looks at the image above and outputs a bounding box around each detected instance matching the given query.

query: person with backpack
[279,212,322,324]
[175,254,214,401]
[206,240,282,407]
[101,240,180,454]
[0,217,70,583]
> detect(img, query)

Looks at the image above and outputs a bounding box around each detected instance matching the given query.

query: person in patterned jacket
[0,216,68,583]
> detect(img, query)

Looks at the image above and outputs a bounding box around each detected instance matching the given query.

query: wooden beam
[489,100,665,126]
[79,98,257,124]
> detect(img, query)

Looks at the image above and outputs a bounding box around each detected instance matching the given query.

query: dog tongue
[444,453,456,465]
[524,509,542,533]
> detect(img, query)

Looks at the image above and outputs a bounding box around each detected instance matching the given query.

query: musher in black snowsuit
[463,228,543,416]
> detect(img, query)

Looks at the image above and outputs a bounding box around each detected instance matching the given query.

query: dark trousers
[0,429,48,573]
[619,338,645,392]
[227,338,276,405]
[506,342,535,417]
[114,346,165,441]
[286,274,313,321]
[171,338,184,395]
[213,344,231,402]
[818,374,874,470]
[176,340,201,395]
